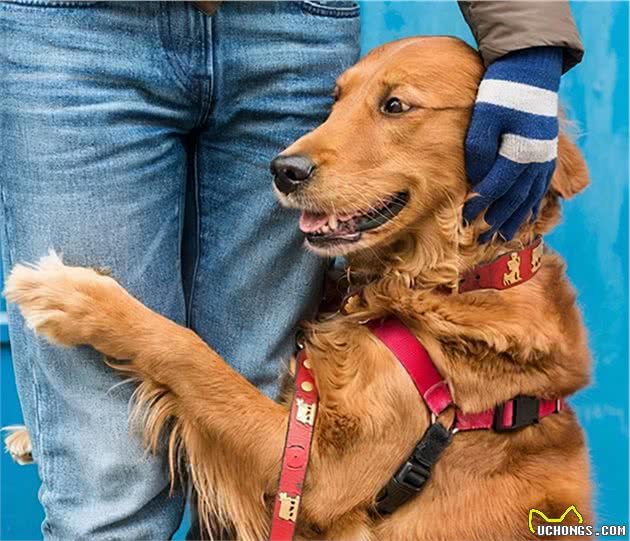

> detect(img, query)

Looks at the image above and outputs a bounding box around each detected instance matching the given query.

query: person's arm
[459,1,584,242]
[458,1,583,71]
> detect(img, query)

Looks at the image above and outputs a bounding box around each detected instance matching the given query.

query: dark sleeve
[458,1,584,73]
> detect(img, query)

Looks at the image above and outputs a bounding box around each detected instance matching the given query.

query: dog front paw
[3,251,116,347]
[3,426,34,465]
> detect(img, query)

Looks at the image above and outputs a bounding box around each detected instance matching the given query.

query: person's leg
[184,5,359,536]
[190,1,360,396]
[0,2,203,538]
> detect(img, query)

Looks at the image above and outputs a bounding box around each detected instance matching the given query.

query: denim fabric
[0,1,360,539]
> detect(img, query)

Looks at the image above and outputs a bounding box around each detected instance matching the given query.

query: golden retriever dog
[4,37,591,540]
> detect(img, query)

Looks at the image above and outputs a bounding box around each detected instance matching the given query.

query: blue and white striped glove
[463,47,563,242]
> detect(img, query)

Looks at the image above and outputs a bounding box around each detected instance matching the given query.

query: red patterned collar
[332,237,545,316]
[459,237,544,293]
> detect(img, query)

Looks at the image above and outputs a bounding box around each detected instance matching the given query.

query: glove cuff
[485,46,563,92]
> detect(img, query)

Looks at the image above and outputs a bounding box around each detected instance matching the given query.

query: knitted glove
[463,47,563,242]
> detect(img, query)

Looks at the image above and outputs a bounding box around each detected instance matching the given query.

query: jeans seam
[187,11,212,326]
[176,153,187,327]
[157,1,199,103]
[32,350,49,533]
[0,0,97,7]
[0,183,13,266]
[186,142,201,329]
[300,0,360,18]
[0,182,48,531]
[196,11,213,128]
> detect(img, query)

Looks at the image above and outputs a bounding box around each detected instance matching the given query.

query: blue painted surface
[1,344,45,541]
[1,2,628,539]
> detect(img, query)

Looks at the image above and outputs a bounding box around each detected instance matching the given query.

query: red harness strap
[368,316,564,515]
[269,351,317,541]
[367,318,453,417]
[368,317,564,432]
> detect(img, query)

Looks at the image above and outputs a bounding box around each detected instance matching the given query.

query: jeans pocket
[300,0,359,18]
[1,0,97,6]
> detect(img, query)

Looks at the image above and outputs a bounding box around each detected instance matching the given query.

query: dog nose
[271,154,315,194]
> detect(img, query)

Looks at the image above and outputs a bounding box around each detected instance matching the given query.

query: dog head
[271,37,588,272]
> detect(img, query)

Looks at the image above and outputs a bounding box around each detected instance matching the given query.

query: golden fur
[3,425,33,465]
[5,37,592,540]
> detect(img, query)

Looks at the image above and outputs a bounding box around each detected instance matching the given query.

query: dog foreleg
[4,253,288,540]
[3,425,34,465]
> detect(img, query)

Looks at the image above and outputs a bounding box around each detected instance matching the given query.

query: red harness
[367,317,563,432]
[269,238,563,540]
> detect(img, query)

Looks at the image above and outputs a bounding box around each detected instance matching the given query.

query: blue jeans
[0,1,360,538]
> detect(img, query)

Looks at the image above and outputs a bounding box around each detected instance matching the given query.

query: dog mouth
[298,191,409,246]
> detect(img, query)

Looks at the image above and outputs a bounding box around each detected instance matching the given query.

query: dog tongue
[299,211,329,233]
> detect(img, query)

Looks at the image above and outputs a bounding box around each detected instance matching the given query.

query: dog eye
[381,97,411,115]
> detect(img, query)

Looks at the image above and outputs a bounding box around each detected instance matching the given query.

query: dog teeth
[328,215,338,230]
[321,224,330,234]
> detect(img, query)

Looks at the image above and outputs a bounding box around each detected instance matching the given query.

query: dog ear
[550,134,589,199]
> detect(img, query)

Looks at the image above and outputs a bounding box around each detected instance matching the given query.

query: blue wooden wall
[1,2,628,539]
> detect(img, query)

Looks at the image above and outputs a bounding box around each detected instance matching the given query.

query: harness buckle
[374,422,452,515]
[394,460,431,491]
[374,453,431,516]
[494,395,540,432]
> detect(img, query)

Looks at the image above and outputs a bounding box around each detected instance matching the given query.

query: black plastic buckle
[494,396,540,432]
[394,459,431,491]
[374,422,452,516]
[374,453,431,516]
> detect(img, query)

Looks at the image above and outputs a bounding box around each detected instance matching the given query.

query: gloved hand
[463,47,563,242]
